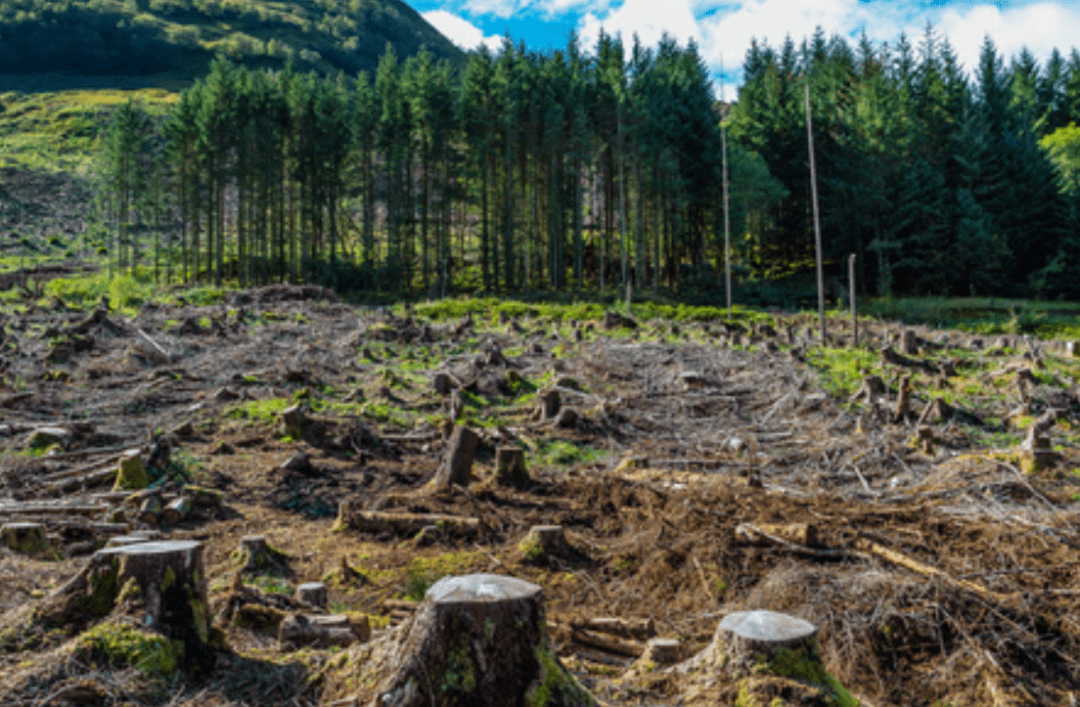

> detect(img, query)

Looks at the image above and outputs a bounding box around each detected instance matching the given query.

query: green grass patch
[225,397,292,425]
[862,297,1080,340]
[402,551,482,602]
[534,440,608,467]
[804,346,878,400]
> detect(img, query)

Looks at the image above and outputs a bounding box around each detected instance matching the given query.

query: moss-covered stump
[496,446,529,487]
[1,521,51,556]
[324,573,593,707]
[44,540,215,673]
[112,453,149,492]
[519,525,571,563]
[675,611,856,707]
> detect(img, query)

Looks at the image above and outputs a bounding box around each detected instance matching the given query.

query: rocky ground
[1,283,1079,706]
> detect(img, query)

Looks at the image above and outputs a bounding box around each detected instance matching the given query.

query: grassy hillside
[0,0,463,80]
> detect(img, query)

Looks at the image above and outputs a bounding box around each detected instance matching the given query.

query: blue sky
[410,0,1080,91]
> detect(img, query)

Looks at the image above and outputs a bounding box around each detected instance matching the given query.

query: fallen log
[336,505,481,538]
[571,616,655,641]
[572,628,645,657]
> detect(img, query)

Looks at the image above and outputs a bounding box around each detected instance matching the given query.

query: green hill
[0,0,463,80]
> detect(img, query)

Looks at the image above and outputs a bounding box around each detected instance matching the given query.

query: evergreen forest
[92,25,1080,302]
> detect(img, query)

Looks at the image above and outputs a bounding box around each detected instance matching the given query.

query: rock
[433,426,479,492]
[113,454,148,492]
[330,573,592,707]
[296,582,328,610]
[495,446,528,486]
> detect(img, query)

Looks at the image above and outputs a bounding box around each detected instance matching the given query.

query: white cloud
[580,0,702,54]
[577,0,1078,91]
[462,0,518,20]
[422,10,504,51]
[938,3,1080,74]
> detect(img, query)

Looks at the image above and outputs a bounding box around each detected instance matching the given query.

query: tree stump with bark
[1,521,50,555]
[495,446,528,487]
[296,582,327,609]
[433,426,479,492]
[535,389,561,421]
[901,328,918,355]
[339,573,593,707]
[893,374,912,421]
[238,535,273,571]
[433,372,455,396]
[519,525,571,562]
[716,610,817,675]
[46,539,216,673]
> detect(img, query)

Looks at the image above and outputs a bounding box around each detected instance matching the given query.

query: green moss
[113,454,149,491]
[81,557,121,618]
[439,633,477,693]
[526,639,594,707]
[519,535,544,562]
[75,620,183,678]
[160,566,176,594]
[766,645,859,707]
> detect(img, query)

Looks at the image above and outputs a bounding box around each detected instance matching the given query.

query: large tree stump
[716,610,817,675]
[340,573,593,707]
[238,535,274,571]
[49,540,215,672]
[433,426,479,492]
[495,446,528,486]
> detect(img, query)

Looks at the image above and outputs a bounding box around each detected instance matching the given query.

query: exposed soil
[1,285,1080,706]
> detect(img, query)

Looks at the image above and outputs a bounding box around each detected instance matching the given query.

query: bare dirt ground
[1,285,1080,707]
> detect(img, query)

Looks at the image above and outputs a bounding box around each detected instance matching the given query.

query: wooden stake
[722,120,732,320]
[849,253,857,347]
[806,83,825,345]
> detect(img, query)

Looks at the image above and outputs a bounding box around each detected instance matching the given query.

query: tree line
[93,26,1080,301]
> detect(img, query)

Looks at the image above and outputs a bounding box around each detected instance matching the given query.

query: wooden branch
[852,536,1008,604]
[136,327,173,363]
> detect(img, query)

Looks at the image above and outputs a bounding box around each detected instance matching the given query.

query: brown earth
[1,286,1079,706]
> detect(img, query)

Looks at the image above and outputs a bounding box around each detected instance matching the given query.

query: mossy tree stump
[520,525,571,562]
[345,573,593,707]
[48,540,215,673]
[717,610,817,675]
[296,582,328,609]
[238,535,274,571]
[1,522,50,556]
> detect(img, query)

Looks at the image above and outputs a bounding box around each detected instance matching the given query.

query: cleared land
[0,285,1079,706]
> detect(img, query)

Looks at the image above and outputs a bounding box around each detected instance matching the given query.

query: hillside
[0,0,463,81]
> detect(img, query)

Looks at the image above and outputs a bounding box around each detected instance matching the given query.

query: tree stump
[716,610,817,675]
[112,453,148,491]
[893,374,911,421]
[641,637,682,665]
[553,407,579,429]
[495,446,528,486]
[280,404,307,439]
[535,389,561,421]
[238,535,272,571]
[849,374,885,404]
[433,426,479,492]
[51,540,216,672]
[137,496,162,525]
[901,328,918,355]
[1,521,49,555]
[520,525,571,562]
[433,372,455,396]
[349,573,593,707]
[296,582,328,610]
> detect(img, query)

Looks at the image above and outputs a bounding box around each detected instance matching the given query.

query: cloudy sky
[413,0,1080,91]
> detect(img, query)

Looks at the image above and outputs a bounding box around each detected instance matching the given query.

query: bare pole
[721,111,730,321]
[806,83,825,345]
[848,253,857,347]
[721,63,732,321]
